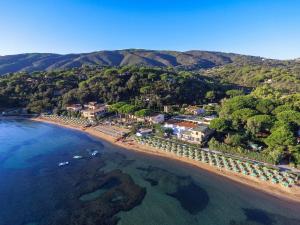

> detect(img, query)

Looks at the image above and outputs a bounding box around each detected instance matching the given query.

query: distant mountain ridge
[0,49,265,75]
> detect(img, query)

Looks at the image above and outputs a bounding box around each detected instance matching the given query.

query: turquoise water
[0,119,300,225]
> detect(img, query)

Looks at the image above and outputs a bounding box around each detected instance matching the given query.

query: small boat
[73,155,83,159]
[58,161,69,167]
[91,150,99,156]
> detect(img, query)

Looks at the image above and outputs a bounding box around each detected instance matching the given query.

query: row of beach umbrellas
[134,135,298,188]
[41,114,90,127]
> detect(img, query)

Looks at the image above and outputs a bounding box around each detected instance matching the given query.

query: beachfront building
[164,119,212,144]
[81,102,108,120]
[164,120,198,137]
[179,125,213,144]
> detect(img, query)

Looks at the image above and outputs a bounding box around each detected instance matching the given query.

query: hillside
[202,59,300,92]
[0,49,259,75]
[1,49,299,92]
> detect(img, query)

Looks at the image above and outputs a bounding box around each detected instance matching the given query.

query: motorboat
[58,161,69,167]
[91,150,99,156]
[73,155,83,159]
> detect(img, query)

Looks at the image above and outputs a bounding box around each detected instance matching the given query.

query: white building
[149,114,165,124]
[136,128,153,137]
[81,103,108,120]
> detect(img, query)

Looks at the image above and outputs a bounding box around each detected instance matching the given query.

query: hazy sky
[0,0,299,59]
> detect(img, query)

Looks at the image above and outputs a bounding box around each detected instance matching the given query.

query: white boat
[73,155,83,159]
[91,150,99,156]
[58,161,69,167]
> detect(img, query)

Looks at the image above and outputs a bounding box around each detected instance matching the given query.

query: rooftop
[192,125,209,132]
[165,120,198,129]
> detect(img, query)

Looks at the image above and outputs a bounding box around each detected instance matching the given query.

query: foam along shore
[30,116,300,203]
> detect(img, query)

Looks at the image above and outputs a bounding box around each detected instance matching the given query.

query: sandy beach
[31,117,300,203]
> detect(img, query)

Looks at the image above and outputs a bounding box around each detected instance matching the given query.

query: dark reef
[137,165,210,215]
[0,151,146,225]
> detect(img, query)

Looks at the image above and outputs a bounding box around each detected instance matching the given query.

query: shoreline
[30,117,300,204]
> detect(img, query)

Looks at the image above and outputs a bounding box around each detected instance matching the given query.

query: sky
[0,0,299,59]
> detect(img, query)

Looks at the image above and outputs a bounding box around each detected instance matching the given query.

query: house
[66,104,82,112]
[164,120,198,137]
[185,106,205,115]
[136,128,153,137]
[149,114,165,124]
[179,125,213,144]
[81,103,108,120]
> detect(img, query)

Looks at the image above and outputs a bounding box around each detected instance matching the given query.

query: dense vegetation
[1,49,299,94]
[203,60,300,92]
[209,85,300,166]
[0,66,228,113]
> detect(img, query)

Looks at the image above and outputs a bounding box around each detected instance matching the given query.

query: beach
[31,117,300,203]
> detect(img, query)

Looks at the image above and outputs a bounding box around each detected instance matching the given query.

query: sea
[0,119,299,225]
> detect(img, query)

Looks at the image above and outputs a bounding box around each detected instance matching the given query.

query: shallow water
[0,119,299,225]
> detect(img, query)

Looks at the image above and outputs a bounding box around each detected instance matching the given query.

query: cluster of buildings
[66,102,215,145]
[66,102,108,120]
[136,105,216,145]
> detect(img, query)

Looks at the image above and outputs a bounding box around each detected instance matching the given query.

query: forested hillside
[0,66,231,113]
[0,49,239,75]
[1,49,299,93]
[202,59,300,92]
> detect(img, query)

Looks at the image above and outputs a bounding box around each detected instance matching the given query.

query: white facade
[150,114,165,124]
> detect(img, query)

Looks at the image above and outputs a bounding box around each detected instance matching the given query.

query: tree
[264,147,284,164]
[272,104,294,115]
[205,91,216,102]
[290,146,300,167]
[134,109,151,117]
[140,86,151,94]
[224,134,243,146]
[104,68,118,77]
[232,108,258,123]
[256,99,276,114]
[209,118,231,133]
[251,84,282,100]
[226,89,244,98]
[219,95,257,116]
[108,102,127,112]
[264,126,296,149]
[246,115,274,134]
[118,104,138,114]
[276,110,300,125]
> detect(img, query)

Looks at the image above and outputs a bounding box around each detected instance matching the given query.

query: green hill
[0,49,252,74]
